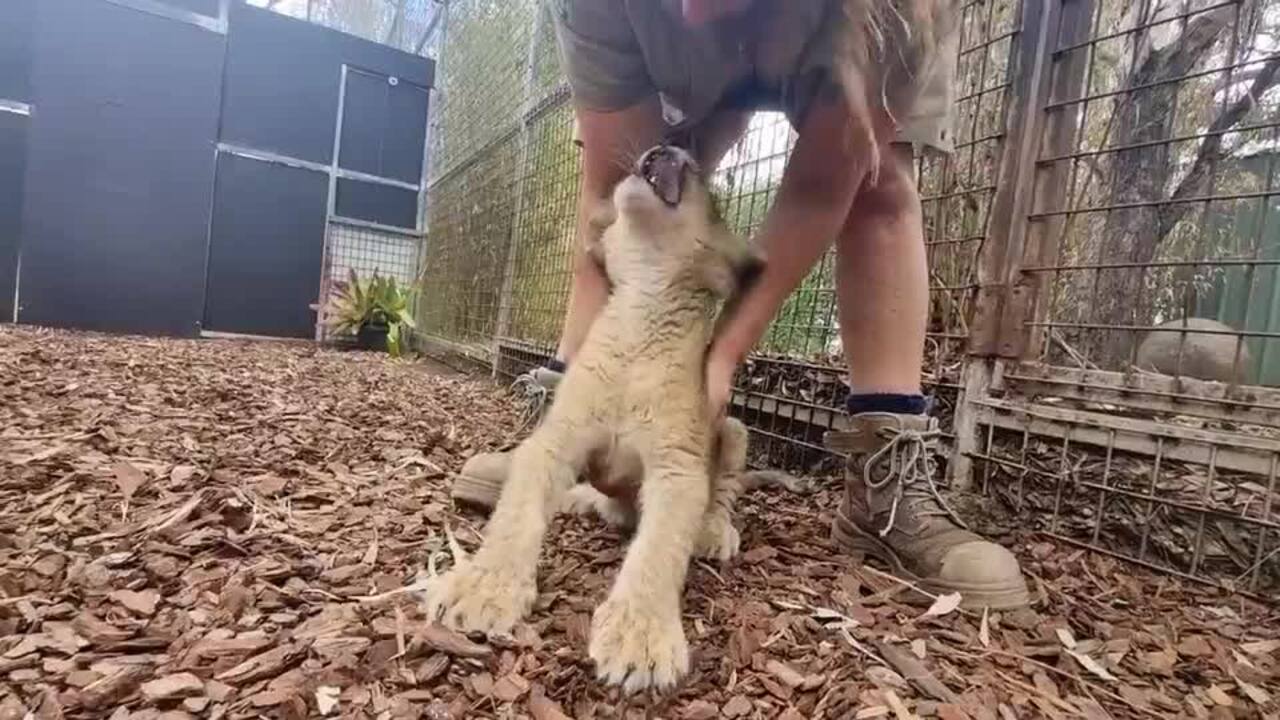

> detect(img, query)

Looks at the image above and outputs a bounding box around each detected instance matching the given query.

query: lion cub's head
[595,145,763,299]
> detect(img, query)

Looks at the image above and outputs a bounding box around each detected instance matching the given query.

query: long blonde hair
[833,0,959,182]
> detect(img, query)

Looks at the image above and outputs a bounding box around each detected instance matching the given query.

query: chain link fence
[417,0,1020,407]
[249,0,441,53]
[416,0,1280,596]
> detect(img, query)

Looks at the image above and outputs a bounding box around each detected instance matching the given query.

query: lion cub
[425,144,762,691]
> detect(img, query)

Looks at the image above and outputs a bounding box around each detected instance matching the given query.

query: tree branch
[384,0,409,45]
[1157,54,1280,241]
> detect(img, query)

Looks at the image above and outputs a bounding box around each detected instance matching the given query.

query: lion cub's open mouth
[636,145,694,207]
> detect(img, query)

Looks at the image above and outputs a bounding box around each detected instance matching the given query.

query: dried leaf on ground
[922,592,962,619]
[316,686,341,715]
[878,641,959,703]
[414,623,490,658]
[111,461,147,505]
[3,327,1277,720]
[141,673,204,701]
[1067,649,1117,682]
[109,589,159,617]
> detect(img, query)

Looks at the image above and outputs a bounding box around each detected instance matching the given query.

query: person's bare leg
[827,143,1030,610]
[556,107,750,362]
[835,144,927,394]
[555,100,665,362]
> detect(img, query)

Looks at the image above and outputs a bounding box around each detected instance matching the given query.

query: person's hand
[705,346,740,422]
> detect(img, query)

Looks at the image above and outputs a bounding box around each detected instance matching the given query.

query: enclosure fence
[416,0,1280,599]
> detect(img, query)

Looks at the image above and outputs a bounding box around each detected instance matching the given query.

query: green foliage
[326,270,418,357]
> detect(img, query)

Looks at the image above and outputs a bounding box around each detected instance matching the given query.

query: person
[454,0,1030,609]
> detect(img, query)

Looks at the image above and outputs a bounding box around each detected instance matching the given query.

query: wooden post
[953,0,1061,488]
[999,0,1095,361]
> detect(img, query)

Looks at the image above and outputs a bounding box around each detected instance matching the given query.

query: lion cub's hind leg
[695,418,749,562]
[564,483,638,530]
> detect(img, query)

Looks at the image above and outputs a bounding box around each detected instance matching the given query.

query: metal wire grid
[427,0,537,179]
[418,137,518,352]
[326,220,421,287]
[498,100,580,356]
[970,413,1280,596]
[252,0,440,53]
[922,0,1022,383]
[965,0,1280,595]
[1030,0,1280,379]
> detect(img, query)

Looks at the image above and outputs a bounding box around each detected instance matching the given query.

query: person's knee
[856,146,920,220]
[836,147,923,263]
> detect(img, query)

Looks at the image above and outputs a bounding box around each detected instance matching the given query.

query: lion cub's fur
[425,146,759,691]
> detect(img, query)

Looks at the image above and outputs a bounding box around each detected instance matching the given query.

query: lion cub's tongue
[648,152,685,206]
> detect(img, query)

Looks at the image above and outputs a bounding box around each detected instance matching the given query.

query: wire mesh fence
[326,220,422,287]
[248,0,442,53]
[966,0,1280,597]
[416,0,1280,595]
[418,0,1024,415]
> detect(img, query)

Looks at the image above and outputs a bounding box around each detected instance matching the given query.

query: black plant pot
[356,322,389,352]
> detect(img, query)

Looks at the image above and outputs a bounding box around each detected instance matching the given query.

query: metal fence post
[491,4,545,377]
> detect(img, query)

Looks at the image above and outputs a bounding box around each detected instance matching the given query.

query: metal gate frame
[950,0,1280,596]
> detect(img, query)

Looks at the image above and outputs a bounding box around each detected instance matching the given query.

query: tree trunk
[1091,7,1234,367]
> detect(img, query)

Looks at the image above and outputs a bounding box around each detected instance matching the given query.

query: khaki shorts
[551,0,959,155]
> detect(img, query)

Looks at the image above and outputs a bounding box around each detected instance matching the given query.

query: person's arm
[705,93,877,413]
[556,101,665,361]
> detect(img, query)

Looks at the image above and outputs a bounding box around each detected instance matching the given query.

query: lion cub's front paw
[589,592,689,692]
[694,509,741,562]
[423,559,535,636]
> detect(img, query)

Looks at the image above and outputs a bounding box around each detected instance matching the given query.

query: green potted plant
[325,270,417,356]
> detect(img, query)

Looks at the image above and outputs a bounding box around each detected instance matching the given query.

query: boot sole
[450,473,502,511]
[832,514,1031,610]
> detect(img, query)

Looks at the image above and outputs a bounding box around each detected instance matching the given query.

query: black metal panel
[339,70,430,184]
[18,0,224,336]
[383,80,430,183]
[338,71,387,178]
[159,0,221,17]
[0,114,26,322]
[204,154,328,338]
[335,179,419,230]
[0,0,35,103]
[220,2,434,165]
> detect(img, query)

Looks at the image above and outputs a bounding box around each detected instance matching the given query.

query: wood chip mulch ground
[2,326,1278,720]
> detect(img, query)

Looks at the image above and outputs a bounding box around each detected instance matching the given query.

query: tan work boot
[825,413,1030,610]
[451,366,563,510]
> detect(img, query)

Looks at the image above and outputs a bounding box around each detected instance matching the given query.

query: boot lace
[863,424,969,537]
[510,370,552,432]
